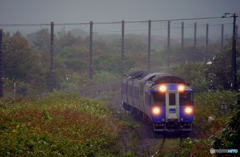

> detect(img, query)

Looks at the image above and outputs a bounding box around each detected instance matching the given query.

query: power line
[0,16,226,27]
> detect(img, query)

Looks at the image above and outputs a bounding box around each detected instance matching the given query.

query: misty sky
[0,0,240,38]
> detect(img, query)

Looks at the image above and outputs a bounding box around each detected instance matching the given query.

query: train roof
[152,74,185,84]
[128,70,145,78]
[127,71,186,84]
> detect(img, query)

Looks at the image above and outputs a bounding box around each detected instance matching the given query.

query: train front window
[180,92,194,106]
[151,92,165,106]
[169,93,176,105]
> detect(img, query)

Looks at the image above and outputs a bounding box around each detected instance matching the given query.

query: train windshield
[180,91,194,106]
[151,92,165,106]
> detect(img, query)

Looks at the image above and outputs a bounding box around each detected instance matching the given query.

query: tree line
[2,28,239,96]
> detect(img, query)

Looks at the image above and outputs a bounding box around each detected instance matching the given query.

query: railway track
[151,135,166,157]
[151,132,190,157]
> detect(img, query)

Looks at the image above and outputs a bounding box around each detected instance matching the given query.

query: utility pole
[221,24,224,48]
[148,20,151,71]
[222,13,239,91]
[121,20,124,101]
[194,22,197,63]
[50,22,54,93]
[167,21,170,69]
[0,29,3,97]
[206,23,209,62]
[181,22,184,63]
[89,21,93,79]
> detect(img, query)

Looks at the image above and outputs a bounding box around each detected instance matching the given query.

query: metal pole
[148,20,151,71]
[231,14,237,91]
[236,25,238,57]
[211,59,213,90]
[121,20,124,101]
[0,29,3,97]
[89,21,93,79]
[221,24,224,48]
[236,25,238,43]
[50,22,54,93]
[167,21,170,69]
[194,22,197,63]
[14,82,16,98]
[181,22,184,63]
[206,23,209,62]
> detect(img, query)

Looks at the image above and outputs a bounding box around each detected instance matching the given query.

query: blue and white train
[122,71,194,132]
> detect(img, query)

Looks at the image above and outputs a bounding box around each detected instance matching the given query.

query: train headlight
[159,85,167,92]
[185,107,192,114]
[178,85,185,92]
[152,107,160,115]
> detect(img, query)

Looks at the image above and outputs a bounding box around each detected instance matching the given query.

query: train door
[165,91,179,122]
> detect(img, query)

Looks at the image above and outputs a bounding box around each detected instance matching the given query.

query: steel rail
[151,135,166,157]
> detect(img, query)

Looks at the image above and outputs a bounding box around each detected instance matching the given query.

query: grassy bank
[0,91,121,156]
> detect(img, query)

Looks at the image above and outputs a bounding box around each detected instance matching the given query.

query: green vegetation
[210,93,240,151]
[0,92,122,156]
[3,28,239,96]
[177,91,239,156]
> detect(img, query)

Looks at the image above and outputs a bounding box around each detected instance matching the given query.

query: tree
[57,46,89,72]
[109,36,147,54]
[13,30,22,37]
[3,31,10,38]
[2,36,35,81]
[55,27,84,56]
[32,29,50,51]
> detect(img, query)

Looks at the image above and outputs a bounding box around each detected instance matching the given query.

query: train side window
[145,92,149,105]
[140,84,143,95]
[134,87,139,98]
[122,84,126,94]
[128,85,132,96]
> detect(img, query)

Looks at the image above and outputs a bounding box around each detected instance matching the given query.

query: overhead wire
[0,16,227,27]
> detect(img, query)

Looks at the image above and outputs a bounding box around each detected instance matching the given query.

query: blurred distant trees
[170,41,240,92]
[2,28,239,96]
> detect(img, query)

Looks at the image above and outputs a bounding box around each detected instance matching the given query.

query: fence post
[0,29,3,97]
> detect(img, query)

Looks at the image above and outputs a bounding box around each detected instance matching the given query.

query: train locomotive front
[122,71,194,132]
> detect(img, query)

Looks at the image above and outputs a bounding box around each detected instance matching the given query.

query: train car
[122,71,194,132]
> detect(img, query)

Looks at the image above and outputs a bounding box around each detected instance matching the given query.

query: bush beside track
[176,91,239,156]
[0,91,122,156]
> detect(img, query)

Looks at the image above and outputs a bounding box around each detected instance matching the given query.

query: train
[121,71,194,132]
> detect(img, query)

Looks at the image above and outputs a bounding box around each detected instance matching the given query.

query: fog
[0,0,239,39]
